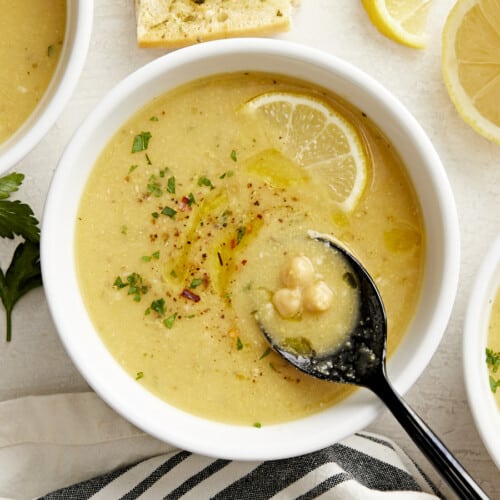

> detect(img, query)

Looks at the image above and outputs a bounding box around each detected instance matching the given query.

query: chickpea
[272,288,302,318]
[281,256,315,288]
[303,281,334,312]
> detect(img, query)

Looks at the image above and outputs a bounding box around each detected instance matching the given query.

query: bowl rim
[41,37,460,460]
[0,0,94,176]
[463,233,500,468]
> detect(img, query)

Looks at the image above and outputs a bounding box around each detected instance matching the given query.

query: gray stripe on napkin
[121,450,191,500]
[295,472,352,499]
[164,458,230,499]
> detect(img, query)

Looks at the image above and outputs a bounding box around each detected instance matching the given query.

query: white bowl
[464,234,500,468]
[0,1,93,175]
[41,38,460,460]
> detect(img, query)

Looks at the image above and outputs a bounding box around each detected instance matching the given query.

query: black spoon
[257,233,487,499]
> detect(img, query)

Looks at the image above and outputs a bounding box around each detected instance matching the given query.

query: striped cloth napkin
[0,393,441,499]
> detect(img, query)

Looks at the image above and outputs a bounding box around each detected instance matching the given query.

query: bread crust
[135,0,296,48]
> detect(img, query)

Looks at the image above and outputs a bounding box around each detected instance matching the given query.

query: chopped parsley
[486,347,500,373]
[486,348,500,394]
[198,176,215,190]
[259,347,271,360]
[237,336,243,350]
[490,376,500,394]
[161,206,177,218]
[186,193,196,207]
[129,164,139,174]
[141,250,160,262]
[230,149,237,162]
[149,116,159,122]
[167,176,176,194]
[132,131,152,153]
[220,170,234,179]
[164,312,178,329]
[147,176,163,197]
[236,226,246,245]
[113,272,148,302]
[47,44,55,57]
[145,153,152,165]
[150,298,165,316]
[253,422,262,428]
[135,371,144,380]
[189,278,203,289]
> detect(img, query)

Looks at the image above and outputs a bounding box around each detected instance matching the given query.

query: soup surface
[0,0,66,144]
[76,72,425,425]
[486,286,500,408]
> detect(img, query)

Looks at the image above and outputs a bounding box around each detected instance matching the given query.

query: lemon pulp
[243,92,368,212]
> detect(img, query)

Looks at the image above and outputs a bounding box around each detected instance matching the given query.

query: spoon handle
[370,372,488,499]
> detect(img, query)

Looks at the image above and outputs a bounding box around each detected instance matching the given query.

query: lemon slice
[442,0,500,145]
[362,0,432,49]
[243,92,368,212]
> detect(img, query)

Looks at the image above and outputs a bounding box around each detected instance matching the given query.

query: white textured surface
[0,0,498,496]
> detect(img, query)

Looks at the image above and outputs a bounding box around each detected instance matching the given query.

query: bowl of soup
[0,0,93,175]
[464,234,500,468]
[42,38,460,460]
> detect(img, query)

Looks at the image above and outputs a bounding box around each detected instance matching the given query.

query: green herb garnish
[150,116,159,122]
[236,226,246,245]
[259,347,271,360]
[486,347,500,373]
[147,176,162,197]
[189,278,203,289]
[0,173,42,341]
[186,193,196,207]
[253,422,262,428]
[114,272,148,301]
[132,131,152,153]
[167,176,176,194]
[220,170,234,179]
[230,149,237,162]
[161,206,177,218]
[164,312,178,329]
[237,337,243,350]
[282,336,314,356]
[145,153,152,165]
[47,44,55,57]
[150,298,165,316]
[490,376,500,394]
[198,176,215,190]
[136,371,144,380]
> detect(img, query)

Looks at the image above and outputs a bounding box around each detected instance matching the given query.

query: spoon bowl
[258,233,487,499]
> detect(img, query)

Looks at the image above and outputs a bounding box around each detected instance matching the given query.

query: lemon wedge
[442,0,500,145]
[362,0,432,49]
[243,92,368,212]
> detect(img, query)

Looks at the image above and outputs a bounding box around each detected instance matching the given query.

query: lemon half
[243,92,368,212]
[442,0,500,144]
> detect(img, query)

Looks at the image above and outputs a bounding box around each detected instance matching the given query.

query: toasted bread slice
[135,0,297,48]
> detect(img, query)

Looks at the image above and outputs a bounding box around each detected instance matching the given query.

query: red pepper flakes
[181,288,201,302]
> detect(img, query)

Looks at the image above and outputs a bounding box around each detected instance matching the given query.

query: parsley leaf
[132,131,152,153]
[0,172,24,199]
[0,240,42,341]
[0,173,42,341]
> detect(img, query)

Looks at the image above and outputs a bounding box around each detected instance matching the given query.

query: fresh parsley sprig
[0,173,42,341]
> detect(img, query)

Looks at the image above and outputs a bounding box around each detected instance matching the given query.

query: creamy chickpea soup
[76,73,425,425]
[0,0,66,143]
[486,287,500,408]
